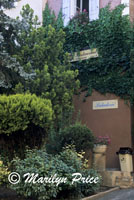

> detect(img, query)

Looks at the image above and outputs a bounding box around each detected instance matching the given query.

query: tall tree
[14,5,79,125]
[0,1,34,92]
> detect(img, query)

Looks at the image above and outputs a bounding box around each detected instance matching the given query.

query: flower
[83,9,87,12]
[94,136,111,145]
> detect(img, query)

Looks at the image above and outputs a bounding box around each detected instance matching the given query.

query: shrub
[0,94,53,160]
[10,148,79,200]
[0,160,10,186]
[46,123,94,154]
[11,149,61,200]
[11,147,101,200]
[0,93,52,135]
[80,169,102,197]
[57,145,83,172]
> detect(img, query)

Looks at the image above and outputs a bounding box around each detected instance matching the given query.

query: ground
[97,188,134,200]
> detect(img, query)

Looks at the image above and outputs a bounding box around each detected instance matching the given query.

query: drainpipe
[130,0,134,22]
[130,0,134,168]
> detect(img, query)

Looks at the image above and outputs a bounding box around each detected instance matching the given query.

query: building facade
[4,0,133,169]
[49,0,122,25]
[4,0,47,23]
[48,0,130,25]
[74,90,132,169]
[5,0,130,24]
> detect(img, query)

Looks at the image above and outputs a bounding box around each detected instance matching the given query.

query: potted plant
[93,136,111,171]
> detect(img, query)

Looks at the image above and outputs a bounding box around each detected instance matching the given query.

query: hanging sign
[69,48,98,62]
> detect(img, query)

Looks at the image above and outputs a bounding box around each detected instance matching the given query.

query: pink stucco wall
[48,0,121,16]
[100,0,121,9]
[48,0,62,16]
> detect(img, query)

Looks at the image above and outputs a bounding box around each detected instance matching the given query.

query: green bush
[80,169,102,197]
[46,123,94,154]
[0,160,10,186]
[0,94,53,160]
[10,148,80,200]
[11,148,101,200]
[57,145,83,172]
[0,93,52,135]
[11,149,62,200]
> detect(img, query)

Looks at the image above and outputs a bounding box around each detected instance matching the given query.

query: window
[62,0,99,26]
[77,0,89,13]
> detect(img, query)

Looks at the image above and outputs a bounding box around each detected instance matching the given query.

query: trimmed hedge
[0,94,53,160]
[0,93,53,135]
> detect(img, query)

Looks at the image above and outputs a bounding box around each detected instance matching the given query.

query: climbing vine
[64,5,134,103]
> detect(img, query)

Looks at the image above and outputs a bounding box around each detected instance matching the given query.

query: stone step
[99,171,134,188]
[115,176,134,187]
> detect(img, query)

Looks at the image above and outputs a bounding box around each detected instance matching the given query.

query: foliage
[94,136,111,145]
[19,4,40,31]
[64,5,134,103]
[46,123,94,154]
[0,0,17,9]
[72,9,89,25]
[14,20,79,124]
[0,160,10,186]
[1,3,79,125]
[0,1,34,91]
[57,145,83,172]
[0,94,52,160]
[11,148,101,200]
[0,94,52,135]
[11,149,62,200]
[80,169,102,197]
[43,3,63,31]
[64,10,97,53]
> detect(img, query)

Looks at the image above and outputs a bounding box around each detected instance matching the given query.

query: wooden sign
[93,100,118,110]
[69,48,98,62]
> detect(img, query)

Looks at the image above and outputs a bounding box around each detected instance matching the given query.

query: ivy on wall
[64,5,134,103]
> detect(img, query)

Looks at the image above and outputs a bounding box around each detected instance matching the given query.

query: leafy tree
[0,1,35,92]
[43,3,56,28]
[0,0,17,9]
[43,3,63,31]
[14,6,79,125]
[1,3,79,124]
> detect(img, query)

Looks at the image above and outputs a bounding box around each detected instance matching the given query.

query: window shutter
[70,0,77,18]
[121,0,129,15]
[89,0,99,21]
[62,0,70,26]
